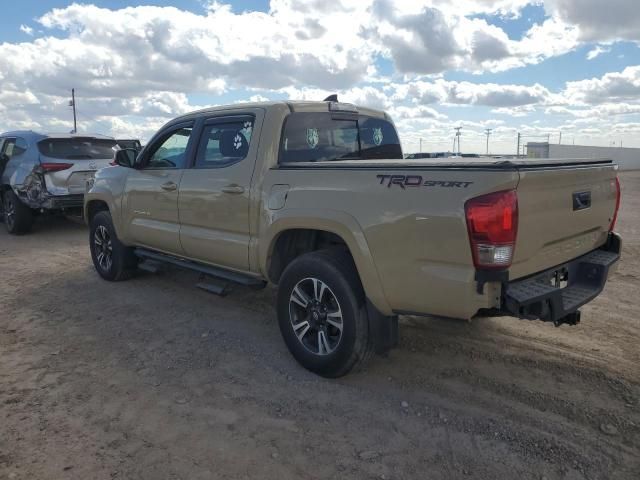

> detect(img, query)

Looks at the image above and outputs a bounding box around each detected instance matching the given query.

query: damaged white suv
[0,132,118,234]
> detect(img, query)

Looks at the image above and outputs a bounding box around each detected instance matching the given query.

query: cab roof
[173,100,389,124]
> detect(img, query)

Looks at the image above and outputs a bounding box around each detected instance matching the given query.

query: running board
[196,279,231,297]
[134,248,266,288]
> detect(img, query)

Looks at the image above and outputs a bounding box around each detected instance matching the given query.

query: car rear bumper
[501,233,621,326]
[43,194,85,210]
[16,188,85,210]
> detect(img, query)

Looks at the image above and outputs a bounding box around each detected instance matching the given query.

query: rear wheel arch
[263,222,392,316]
[267,228,353,284]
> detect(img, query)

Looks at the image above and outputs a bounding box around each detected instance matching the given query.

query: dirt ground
[1,172,639,480]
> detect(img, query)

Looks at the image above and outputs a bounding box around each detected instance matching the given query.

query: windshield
[38,138,117,160]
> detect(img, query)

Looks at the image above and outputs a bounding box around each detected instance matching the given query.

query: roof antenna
[323,94,338,102]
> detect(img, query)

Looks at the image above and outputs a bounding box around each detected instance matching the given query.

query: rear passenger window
[279,112,402,163]
[195,119,253,168]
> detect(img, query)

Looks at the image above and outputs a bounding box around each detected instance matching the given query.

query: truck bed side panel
[263,167,519,319]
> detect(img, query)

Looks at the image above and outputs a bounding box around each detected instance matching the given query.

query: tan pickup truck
[84,100,622,377]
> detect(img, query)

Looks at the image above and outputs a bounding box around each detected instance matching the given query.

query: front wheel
[89,211,137,281]
[277,250,372,377]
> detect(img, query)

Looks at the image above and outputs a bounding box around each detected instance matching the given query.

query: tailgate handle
[573,191,591,211]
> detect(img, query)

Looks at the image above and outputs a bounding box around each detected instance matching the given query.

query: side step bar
[134,248,267,289]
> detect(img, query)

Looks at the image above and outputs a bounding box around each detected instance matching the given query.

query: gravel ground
[1,171,639,480]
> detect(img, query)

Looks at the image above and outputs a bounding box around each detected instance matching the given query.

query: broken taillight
[39,162,73,173]
[465,190,518,269]
[609,177,621,232]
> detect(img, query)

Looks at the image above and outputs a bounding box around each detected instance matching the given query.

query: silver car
[0,131,118,234]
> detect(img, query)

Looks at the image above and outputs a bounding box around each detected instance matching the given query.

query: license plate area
[68,171,96,194]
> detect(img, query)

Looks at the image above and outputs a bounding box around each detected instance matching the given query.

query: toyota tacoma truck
[84,99,622,377]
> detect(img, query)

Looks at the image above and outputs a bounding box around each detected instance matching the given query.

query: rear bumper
[43,194,85,210]
[501,233,621,326]
[15,189,84,210]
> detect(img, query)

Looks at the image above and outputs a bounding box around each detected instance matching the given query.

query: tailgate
[511,163,618,280]
[43,160,112,195]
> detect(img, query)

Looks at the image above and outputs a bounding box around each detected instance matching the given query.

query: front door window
[145,127,193,169]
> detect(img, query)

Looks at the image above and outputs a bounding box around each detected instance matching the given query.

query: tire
[277,249,373,377]
[3,189,34,234]
[89,211,137,281]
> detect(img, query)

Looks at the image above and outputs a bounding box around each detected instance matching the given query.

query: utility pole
[454,127,462,156]
[484,128,492,155]
[419,137,422,153]
[559,131,562,144]
[69,88,77,134]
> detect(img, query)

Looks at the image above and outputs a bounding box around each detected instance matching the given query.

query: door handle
[222,184,245,194]
[160,181,177,191]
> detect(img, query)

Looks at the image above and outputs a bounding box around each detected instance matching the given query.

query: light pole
[454,127,462,156]
[484,128,492,155]
[69,88,77,134]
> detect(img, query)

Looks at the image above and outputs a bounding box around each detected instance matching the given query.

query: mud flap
[366,299,399,355]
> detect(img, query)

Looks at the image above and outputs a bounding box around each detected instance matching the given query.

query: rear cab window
[38,138,117,160]
[279,112,402,163]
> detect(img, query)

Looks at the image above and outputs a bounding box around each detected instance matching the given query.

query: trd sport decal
[377,175,473,189]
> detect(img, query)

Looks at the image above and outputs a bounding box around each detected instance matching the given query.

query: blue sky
[1,0,640,153]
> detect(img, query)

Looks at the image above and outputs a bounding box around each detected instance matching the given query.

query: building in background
[527,142,640,170]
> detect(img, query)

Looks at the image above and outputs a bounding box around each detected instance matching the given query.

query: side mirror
[114,148,137,168]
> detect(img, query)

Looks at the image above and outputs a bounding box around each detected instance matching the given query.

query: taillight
[40,162,73,172]
[465,190,518,269]
[609,176,621,232]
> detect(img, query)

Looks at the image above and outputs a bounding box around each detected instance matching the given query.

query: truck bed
[269,157,618,319]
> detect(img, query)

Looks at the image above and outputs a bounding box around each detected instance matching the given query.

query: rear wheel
[277,250,372,377]
[89,211,137,281]
[3,189,34,234]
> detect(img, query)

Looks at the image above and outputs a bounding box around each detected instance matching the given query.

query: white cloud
[19,24,34,36]
[1,1,640,151]
[390,105,448,121]
[586,45,611,60]
[492,105,537,117]
[391,79,553,107]
[563,66,640,104]
[545,0,640,42]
